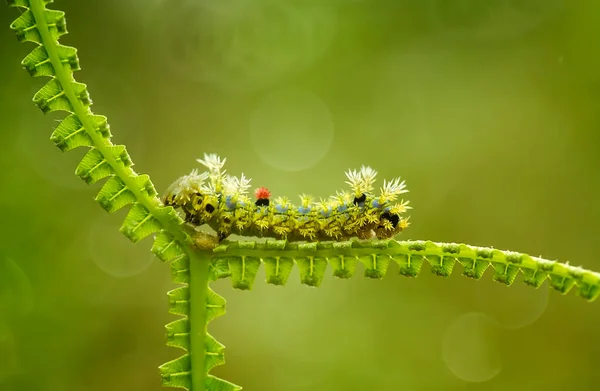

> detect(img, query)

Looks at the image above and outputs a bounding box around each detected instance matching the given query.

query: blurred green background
[2,0,600,390]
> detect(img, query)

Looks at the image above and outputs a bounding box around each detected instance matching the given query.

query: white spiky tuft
[164,169,209,203]
[237,173,252,195]
[359,166,377,192]
[380,177,408,202]
[345,165,378,195]
[196,153,227,192]
[222,173,252,196]
[197,153,226,172]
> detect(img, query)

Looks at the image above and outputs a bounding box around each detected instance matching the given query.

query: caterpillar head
[163,154,252,231]
[162,169,220,224]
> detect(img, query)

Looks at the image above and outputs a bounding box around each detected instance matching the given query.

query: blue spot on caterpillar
[163,154,411,242]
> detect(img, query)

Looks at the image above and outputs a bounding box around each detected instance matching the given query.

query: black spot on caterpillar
[163,154,411,242]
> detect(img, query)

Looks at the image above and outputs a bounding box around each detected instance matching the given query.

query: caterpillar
[163,154,411,242]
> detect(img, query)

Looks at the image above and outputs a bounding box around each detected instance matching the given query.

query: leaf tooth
[159,354,191,390]
[296,255,327,287]
[227,255,261,290]
[21,44,79,77]
[50,114,92,152]
[166,318,190,351]
[491,262,519,286]
[120,203,163,243]
[10,10,40,43]
[95,176,135,213]
[51,113,110,152]
[458,257,489,280]
[206,375,242,391]
[205,333,225,372]
[209,258,231,281]
[206,288,225,323]
[548,273,576,295]
[358,254,390,279]
[171,255,190,284]
[263,256,294,285]
[108,144,133,168]
[330,255,358,279]
[152,231,184,263]
[33,78,90,114]
[132,174,157,198]
[168,286,189,316]
[75,148,112,184]
[576,280,600,302]
[521,267,549,288]
[391,253,423,277]
[10,8,67,44]
[429,255,456,277]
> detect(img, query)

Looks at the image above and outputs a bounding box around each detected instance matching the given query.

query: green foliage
[6,1,236,390]
[212,239,600,301]
[6,1,600,391]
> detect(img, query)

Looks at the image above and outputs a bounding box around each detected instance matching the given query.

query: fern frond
[7,0,187,245]
[7,1,235,390]
[212,239,600,301]
[159,247,238,390]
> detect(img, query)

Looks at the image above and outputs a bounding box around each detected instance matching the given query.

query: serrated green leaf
[51,113,111,152]
[548,274,576,294]
[521,267,548,288]
[263,256,294,285]
[110,144,133,167]
[135,174,158,197]
[206,375,242,391]
[458,257,489,280]
[393,254,424,277]
[95,177,136,213]
[358,254,390,279]
[209,258,231,281]
[161,205,186,227]
[429,255,455,277]
[577,282,600,301]
[33,78,90,114]
[168,286,189,316]
[22,44,79,77]
[166,318,189,351]
[205,333,225,372]
[296,256,327,287]
[152,231,184,263]
[75,148,112,184]
[171,255,190,284]
[120,203,162,243]
[491,262,519,286]
[207,288,226,322]
[228,256,261,290]
[159,354,191,390]
[10,10,36,43]
[51,114,89,151]
[330,255,358,279]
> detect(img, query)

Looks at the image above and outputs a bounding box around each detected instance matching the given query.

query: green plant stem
[212,239,600,299]
[190,250,211,391]
[29,0,190,248]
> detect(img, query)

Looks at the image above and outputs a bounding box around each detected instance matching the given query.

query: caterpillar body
[163,154,411,242]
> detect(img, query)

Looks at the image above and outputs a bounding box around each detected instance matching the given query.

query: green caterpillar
[163,154,411,242]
